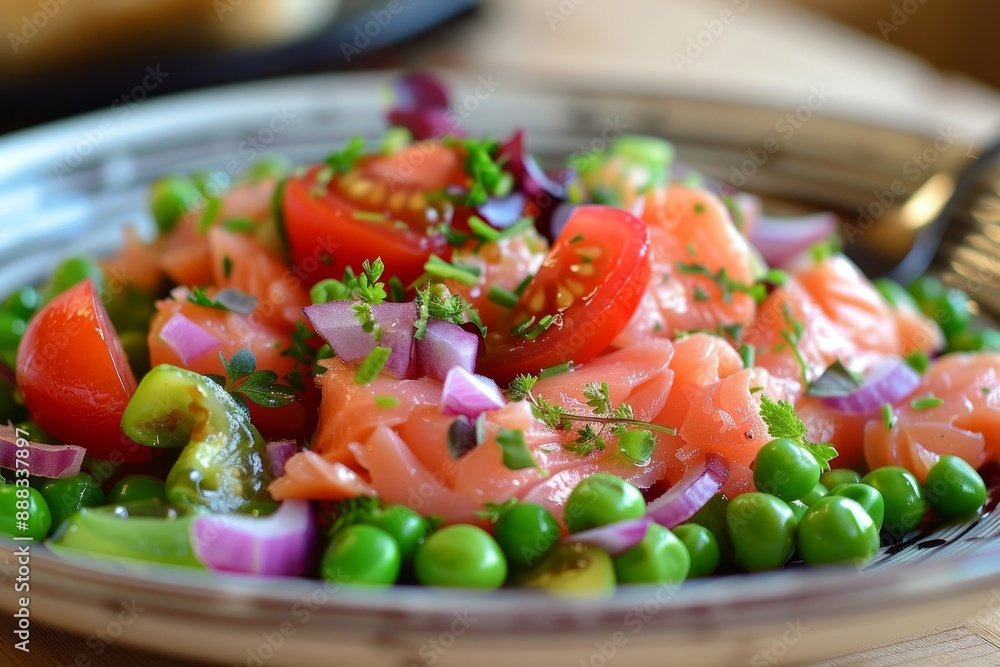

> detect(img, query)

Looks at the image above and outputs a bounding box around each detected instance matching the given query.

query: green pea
[788,500,809,523]
[2,286,41,320]
[564,474,646,533]
[753,438,821,502]
[801,482,829,506]
[107,475,168,505]
[150,175,202,234]
[36,473,105,530]
[321,524,401,586]
[947,328,1000,354]
[494,501,560,569]
[45,257,103,300]
[689,493,734,568]
[938,289,971,337]
[797,496,880,566]
[726,493,796,571]
[862,467,926,539]
[923,455,986,519]
[829,483,884,532]
[874,278,918,311]
[907,276,946,317]
[821,468,862,490]
[672,523,720,578]
[0,485,52,540]
[415,525,507,589]
[613,523,689,584]
[356,503,428,561]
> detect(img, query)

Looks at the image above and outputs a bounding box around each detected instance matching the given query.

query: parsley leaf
[187,286,232,311]
[325,135,366,173]
[496,428,542,471]
[210,348,296,413]
[476,499,518,523]
[759,393,838,471]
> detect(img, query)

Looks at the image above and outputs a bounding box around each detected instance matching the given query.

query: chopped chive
[222,255,233,279]
[352,210,389,223]
[222,217,256,232]
[487,284,519,309]
[910,394,944,410]
[881,403,896,430]
[513,273,534,296]
[439,224,470,246]
[904,350,930,374]
[762,268,788,286]
[686,242,697,256]
[693,286,710,302]
[982,387,992,396]
[693,203,706,214]
[569,234,585,244]
[618,429,654,465]
[539,361,574,379]
[750,386,764,393]
[468,216,500,242]
[353,346,392,385]
[496,428,542,472]
[421,255,481,287]
[739,344,755,369]
[374,395,401,408]
[325,135,366,173]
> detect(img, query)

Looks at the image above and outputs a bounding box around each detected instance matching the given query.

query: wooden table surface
[5,613,1000,666]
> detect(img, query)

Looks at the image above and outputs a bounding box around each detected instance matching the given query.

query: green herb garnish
[759,393,838,471]
[205,348,296,413]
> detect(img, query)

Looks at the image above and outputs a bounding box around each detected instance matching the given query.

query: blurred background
[0,0,997,136]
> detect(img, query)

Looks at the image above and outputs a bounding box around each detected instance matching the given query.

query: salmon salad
[2,73,998,591]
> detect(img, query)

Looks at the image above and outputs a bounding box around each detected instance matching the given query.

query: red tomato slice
[477,205,652,382]
[16,280,149,462]
[283,142,466,287]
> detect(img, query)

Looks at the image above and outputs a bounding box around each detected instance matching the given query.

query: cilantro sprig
[205,348,296,414]
[758,393,838,471]
[508,375,676,463]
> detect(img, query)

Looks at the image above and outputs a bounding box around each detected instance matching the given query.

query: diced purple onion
[820,357,921,414]
[304,301,418,379]
[498,129,569,240]
[646,453,730,528]
[417,317,478,382]
[750,212,839,268]
[0,425,86,479]
[265,440,299,478]
[190,500,315,577]
[440,367,505,419]
[563,517,650,556]
[386,72,462,140]
[159,312,219,364]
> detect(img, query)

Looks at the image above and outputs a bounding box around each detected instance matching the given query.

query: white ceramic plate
[0,71,997,667]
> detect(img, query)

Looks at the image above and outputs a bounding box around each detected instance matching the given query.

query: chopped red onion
[190,500,315,577]
[0,424,85,478]
[820,357,921,414]
[386,72,462,140]
[440,367,505,419]
[563,517,650,556]
[646,453,730,528]
[265,440,299,478]
[304,301,418,378]
[159,312,219,364]
[750,212,839,268]
[498,129,568,240]
[417,317,479,382]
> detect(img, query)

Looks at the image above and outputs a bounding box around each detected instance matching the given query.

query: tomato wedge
[282,141,466,287]
[478,205,652,382]
[16,280,149,462]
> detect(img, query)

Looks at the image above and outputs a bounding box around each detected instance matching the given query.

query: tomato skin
[16,280,149,462]
[477,206,651,382]
[283,167,449,288]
